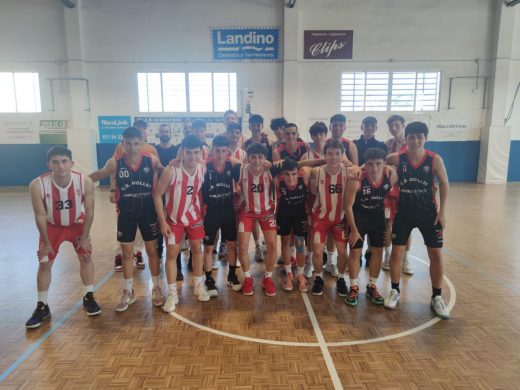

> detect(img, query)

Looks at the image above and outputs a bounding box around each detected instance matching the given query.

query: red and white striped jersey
[230,146,247,162]
[304,149,324,160]
[238,164,274,214]
[312,165,348,223]
[165,163,205,225]
[39,171,85,226]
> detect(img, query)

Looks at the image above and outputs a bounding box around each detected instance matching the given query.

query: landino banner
[212,27,280,61]
[304,30,353,59]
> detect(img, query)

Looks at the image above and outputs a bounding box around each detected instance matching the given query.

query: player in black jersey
[202,135,242,295]
[344,148,397,306]
[275,159,312,293]
[272,123,310,162]
[383,122,450,319]
[90,127,165,312]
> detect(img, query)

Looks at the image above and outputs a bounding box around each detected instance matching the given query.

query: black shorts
[392,210,443,248]
[203,205,237,246]
[276,206,308,237]
[349,210,386,249]
[117,209,159,243]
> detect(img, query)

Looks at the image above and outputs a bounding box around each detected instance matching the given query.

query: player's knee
[294,236,305,253]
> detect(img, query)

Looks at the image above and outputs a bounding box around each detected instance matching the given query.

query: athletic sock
[194,275,204,286]
[124,278,133,292]
[337,273,346,281]
[38,291,48,304]
[404,250,410,259]
[168,283,177,294]
[297,266,305,275]
[432,288,442,298]
[350,278,359,288]
[83,285,94,295]
[264,271,273,278]
[391,282,400,293]
[284,265,292,274]
[368,277,378,287]
[315,272,323,279]
[151,276,160,288]
[244,271,251,278]
[384,246,391,257]
[327,251,338,265]
[229,265,237,274]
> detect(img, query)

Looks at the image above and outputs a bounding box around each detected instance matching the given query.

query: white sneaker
[162,292,179,313]
[384,289,400,309]
[151,286,165,307]
[255,245,264,261]
[382,254,391,271]
[194,283,210,302]
[324,262,338,277]
[431,296,450,319]
[259,241,267,253]
[116,289,136,312]
[304,262,314,279]
[402,255,414,275]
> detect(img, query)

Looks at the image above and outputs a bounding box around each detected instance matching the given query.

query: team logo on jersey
[402,164,407,172]
[143,167,150,174]
[423,166,430,173]
[383,184,389,190]
[226,170,231,176]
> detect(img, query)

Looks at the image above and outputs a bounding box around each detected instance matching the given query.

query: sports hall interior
[0,0,519,389]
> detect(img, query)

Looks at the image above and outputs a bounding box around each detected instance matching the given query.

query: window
[0,72,41,113]
[137,72,237,113]
[341,71,440,112]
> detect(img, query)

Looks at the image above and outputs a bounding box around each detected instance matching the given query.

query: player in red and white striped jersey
[26,146,100,329]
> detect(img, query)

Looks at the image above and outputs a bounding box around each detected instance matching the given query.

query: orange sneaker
[297,274,308,292]
[283,272,294,292]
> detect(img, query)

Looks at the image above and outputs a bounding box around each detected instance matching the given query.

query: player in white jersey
[25,146,100,329]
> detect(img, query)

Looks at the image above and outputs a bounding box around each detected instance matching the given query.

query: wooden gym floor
[0,184,519,389]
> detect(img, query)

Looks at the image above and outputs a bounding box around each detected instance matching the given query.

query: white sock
[194,275,204,285]
[284,265,292,274]
[151,276,160,288]
[337,273,346,280]
[385,246,391,257]
[404,250,410,260]
[83,285,94,295]
[327,251,338,265]
[350,278,359,287]
[368,277,378,287]
[38,291,48,304]
[265,271,273,278]
[124,278,133,291]
[316,272,323,278]
[244,271,251,278]
[297,266,304,275]
[168,283,177,294]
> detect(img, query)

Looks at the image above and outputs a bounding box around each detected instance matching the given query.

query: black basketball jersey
[115,153,154,211]
[354,173,391,214]
[278,142,308,161]
[277,176,307,209]
[202,160,235,206]
[397,150,437,213]
[244,133,272,161]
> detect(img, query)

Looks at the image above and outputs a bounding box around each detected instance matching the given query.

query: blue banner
[98,116,131,144]
[212,28,280,61]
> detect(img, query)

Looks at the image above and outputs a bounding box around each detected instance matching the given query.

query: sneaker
[116,289,136,312]
[83,292,101,316]
[324,262,338,277]
[364,250,372,268]
[259,241,267,253]
[366,284,384,305]
[151,286,165,307]
[242,276,254,296]
[227,272,242,292]
[134,251,145,269]
[162,292,179,313]
[255,245,264,262]
[382,254,390,271]
[25,302,51,329]
[344,285,359,306]
[283,272,294,292]
[311,276,324,296]
[218,242,228,259]
[431,295,450,319]
[194,283,210,302]
[262,276,277,296]
[205,276,218,298]
[384,289,400,310]
[336,278,348,297]
[402,255,414,275]
[304,261,314,279]
[297,274,308,292]
[114,254,123,272]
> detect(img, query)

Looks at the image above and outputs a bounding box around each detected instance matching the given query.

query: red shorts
[237,211,277,233]
[165,218,205,246]
[311,217,347,244]
[384,195,399,221]
[39,222,90,262]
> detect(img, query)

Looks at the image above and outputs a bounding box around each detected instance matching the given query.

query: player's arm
[386,152,399,167]
[309,167,319,195]
[433,155,449,229]
[229,157,242,166]
[89,158,116,182]
[298,158,325,168]
[79,176,95,253]
[344,179,361,246]
[384,165,398,187]
[349,143,359,165]
[151,155,164,176]
[152,167,173,237]
[272,148,281,162]
[301,166,312,186]
[29,179,53,259]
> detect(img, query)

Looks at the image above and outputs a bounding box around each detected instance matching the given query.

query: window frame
[0,72,42,113]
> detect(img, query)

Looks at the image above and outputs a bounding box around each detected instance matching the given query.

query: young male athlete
[153,135,209,312]
[25,146,100,329]
[227,122,247,162]
[269,117,288,156]
[90,127,163,312]
[344,148,396,306]
[383,122,450,319]
[272,123,310,162]
[191,119,211,160]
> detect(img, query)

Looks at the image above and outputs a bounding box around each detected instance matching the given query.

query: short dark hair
[123,127,143,140]
[405,121,429,139]
[47,145,72,162]
[181,134,203,149]
[324,139,344,154]
[282,158,298,172]
[191,119,206,129]
[223,109,237,117]
[159,123,171,130]
[309,121,328,136]
[362,116,377,127]
[364,147,387,162]
[330,114,346,124]
[284,123,298,131]
[386,114,405,126]
[133,119,148,129]
[226,122,242,133]
[270,117,288,130]
[249,114,264,125]
[246,142,268,157]
[212,134,229,148]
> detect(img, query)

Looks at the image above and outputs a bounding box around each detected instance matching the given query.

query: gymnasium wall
[0,0,516,185]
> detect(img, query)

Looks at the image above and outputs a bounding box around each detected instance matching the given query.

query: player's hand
[347,165,362,180]
[348,229,362,247]
[77,236,92,254]
[109,191,116,203]
[160,221,172,237]
[37,241,54,261]
[169,158,181,168]
[434,212,446,229]
[385,166,397,183]
[263,160,273,169]
[272,160,283,169]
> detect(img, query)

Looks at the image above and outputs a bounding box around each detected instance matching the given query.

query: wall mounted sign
[304,30,353,59]
[98,116,132,144]
[212,27,280,61]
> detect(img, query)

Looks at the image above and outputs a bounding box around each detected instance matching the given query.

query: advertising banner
[212,27,280,61]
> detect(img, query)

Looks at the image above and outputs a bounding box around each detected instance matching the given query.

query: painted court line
[0,270,114,383]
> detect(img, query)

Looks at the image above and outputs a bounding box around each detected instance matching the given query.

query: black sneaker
[336,278,348,297]
[25,301,51,329]
[311,276,324,296]
[176,253,184,281]
[227,272,242,292]
[134,251,145,269]
[364,250,372,268]
[83,292,101,316]
[205,276,218,298]
[114,254,123,272]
